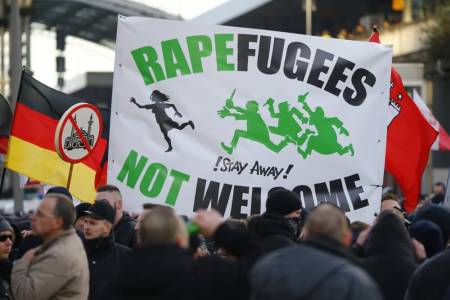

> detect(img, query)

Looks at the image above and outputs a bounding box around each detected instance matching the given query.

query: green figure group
[218,90,354,159]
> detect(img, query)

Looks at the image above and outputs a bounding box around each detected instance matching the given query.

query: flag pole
[0,167,6,198]
[67,163,74,190]
[10,0,24,213]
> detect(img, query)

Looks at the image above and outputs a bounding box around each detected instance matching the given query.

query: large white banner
[109,16,392,222]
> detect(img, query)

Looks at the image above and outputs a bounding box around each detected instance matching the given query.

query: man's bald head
[302,203,351,246]
[140,207,188,248]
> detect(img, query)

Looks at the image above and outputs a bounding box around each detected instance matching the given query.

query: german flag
[6,71,109,202]
[0,93,12,157]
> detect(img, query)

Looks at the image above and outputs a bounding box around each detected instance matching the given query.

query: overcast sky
[31,0,228,89]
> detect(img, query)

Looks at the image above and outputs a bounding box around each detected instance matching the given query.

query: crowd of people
[0,182,448,300]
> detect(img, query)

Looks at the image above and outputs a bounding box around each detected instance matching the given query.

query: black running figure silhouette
[130,90,194,152]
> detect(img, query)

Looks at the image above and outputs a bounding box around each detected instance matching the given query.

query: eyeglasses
[0,235,14,242]
[35,210,56,219]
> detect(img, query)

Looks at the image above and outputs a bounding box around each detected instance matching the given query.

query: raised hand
[217,108,231,118]
[130,97,136,103]
[298,92,309,104]
[225,98,234,109]
[193,209,224,238]
[264,98,274,107]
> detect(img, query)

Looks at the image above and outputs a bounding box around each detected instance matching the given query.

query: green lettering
[140,163,168,198]
[186,35,212,74]
[215,34,235,71]
[116,150,148,188]
[165,170,190,206]
[161,39,191,78]
[131,46,166,85]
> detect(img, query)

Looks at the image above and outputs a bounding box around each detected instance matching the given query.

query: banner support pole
[67,163,74,190]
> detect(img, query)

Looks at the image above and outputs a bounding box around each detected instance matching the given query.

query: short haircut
[434,182,446,191]
[142,203,166,210]
[303,203,349,244]
[48,194,75,230]
[226,219,247,231]
[97,185,122,197]
[350,221,370,232]
[140,206,185,245]
[382,193,399,202]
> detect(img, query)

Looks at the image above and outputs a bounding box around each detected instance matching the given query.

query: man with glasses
[11,193,89,300]
[0,215,14,300]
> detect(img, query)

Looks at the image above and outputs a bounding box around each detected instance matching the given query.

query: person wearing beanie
[74,203,92,233]
[0,216,14,300]
[45,186,73,201]
[251,203,381,300]
[265,188,302,216]
[247,188,302,252]
[409,220,444,258]
[83,200,130,300]
[413,204,450,246]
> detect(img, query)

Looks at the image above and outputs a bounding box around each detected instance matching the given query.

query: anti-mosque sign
[109,16,392,223]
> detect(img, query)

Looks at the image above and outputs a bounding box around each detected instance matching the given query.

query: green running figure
[264,98,313,147]
[218,90,290,155]
[296,92,355,159]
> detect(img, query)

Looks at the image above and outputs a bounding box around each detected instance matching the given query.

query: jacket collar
[303,236,358,264]
[84,233,114,254]
[37,228,75,255]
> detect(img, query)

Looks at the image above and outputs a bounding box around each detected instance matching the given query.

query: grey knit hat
[0,215,14,234]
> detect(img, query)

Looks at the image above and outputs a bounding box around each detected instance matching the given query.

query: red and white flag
[412,89,450,151]
[369,30,438,212]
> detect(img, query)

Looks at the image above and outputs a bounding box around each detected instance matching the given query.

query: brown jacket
[12,228,89,300]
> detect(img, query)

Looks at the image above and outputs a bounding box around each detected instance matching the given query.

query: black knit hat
[75,203,92,221]
[266,189,302,216]
[46,186,73,200]
[0,215,14,234]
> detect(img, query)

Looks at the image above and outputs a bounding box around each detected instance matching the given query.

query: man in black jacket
[405,249,450,300]
[361,211,417,300]
[108,207,263,300]
[96,185,137,248]
[251,203,382,300]
[83,200,129,300]
[247,188,301,252]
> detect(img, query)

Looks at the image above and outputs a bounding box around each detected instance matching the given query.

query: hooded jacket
[405,249,450,300]
[251,242,382,300]
[362,212,417,300]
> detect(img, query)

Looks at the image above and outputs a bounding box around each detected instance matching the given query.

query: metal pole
[402,0,413,23]
[305,0,312,35]
[0,28,4,95]
[24,15,31,68]
[9,0,23,213]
